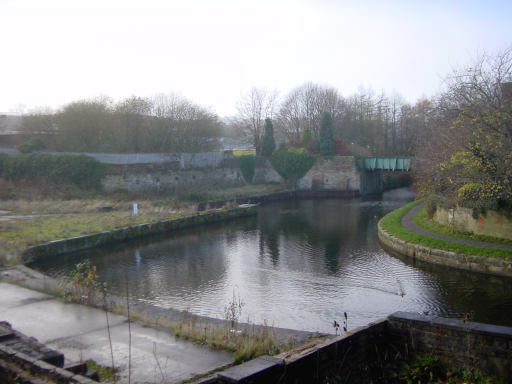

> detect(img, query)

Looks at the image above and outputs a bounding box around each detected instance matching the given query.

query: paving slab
[0,282,233,383]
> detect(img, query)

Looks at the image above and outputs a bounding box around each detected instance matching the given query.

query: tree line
[234,82,427,157]
[20,85,429,156]
[235,46,512,208]
[20,93,222,153]
[17,44,512,212]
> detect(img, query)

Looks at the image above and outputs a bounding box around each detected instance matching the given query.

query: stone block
[217,355,284,383]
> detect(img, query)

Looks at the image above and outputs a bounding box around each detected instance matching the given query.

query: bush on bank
[270,148,316,182]
[0,153,107,190]
[237,154,256,183]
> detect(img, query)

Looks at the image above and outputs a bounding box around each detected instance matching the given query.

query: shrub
[270,148,316,182]
[334,137,350,155]
[237,154,256,183]
[0,153,106,190]
[17,137,46,153]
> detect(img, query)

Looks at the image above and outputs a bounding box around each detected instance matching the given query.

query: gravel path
[401,202,512,251]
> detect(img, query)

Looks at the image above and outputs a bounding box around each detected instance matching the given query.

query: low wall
[196,312,512,384]
[434,206,512,241]
[22,205,257,264]
[102,164,245,193]
[377,222,512,277]
[0,150,232,168]
[387,312,512,380]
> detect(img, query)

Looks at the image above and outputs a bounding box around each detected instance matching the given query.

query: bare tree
[414,46,512,200]
[236,88,278,154]
[115,96,152,152]
[277,83,344,144]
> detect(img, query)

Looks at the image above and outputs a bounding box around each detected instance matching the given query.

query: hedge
[0,153,107,190]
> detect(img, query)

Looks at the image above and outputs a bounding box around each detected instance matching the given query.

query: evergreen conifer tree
[261,118,276,157]
[319,111,335,155]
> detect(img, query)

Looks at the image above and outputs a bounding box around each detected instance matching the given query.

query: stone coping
[388,311,512,338]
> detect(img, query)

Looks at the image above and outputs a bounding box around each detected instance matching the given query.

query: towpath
[0,279,233,383]
[401,202,512,251]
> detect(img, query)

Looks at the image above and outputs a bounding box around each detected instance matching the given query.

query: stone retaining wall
[22,205,258,264]
[434,206,512,241]
[196,312,512,384]
[297,156,360,192]
[102,164,245,193]
[377,221,512,277]
[387,312,512,380]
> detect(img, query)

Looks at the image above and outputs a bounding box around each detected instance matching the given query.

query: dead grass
[0,182,288,265]
[120,306,292,365]
[0,200,196,263]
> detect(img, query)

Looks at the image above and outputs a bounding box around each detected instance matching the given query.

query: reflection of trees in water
[257,199,361,273]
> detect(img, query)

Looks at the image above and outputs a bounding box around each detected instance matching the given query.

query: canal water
[32,188,512,333]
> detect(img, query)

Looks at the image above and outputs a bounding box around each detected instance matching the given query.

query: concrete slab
[0,283,233,383]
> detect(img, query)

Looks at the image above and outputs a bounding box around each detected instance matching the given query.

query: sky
[1,0,511,116]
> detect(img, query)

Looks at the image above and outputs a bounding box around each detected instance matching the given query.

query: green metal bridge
[358,157,411,195]
[361,157,411,172]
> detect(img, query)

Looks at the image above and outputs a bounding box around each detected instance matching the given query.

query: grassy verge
[172,314,287,364]
[110,303,297,365]
[0,203,192,263]
[233,149,256,157]
[0,184,290,264]
[413,205,512,246]
[379,200,512,259]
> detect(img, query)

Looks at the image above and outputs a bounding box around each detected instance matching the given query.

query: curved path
[401,202,512,251]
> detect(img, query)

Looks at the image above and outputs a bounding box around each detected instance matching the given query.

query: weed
[70,260,104,304]
[334,312,348,336]
[395,354,442,383]
[224,288,244,329]
[394,353,503,384]
[86,360,119,382]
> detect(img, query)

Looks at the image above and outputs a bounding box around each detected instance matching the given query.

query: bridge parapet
[361,157,411,171]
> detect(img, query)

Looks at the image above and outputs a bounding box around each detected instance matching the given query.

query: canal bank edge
[20,190,363,265]
[378,202,512,277]
[21,204,258,264]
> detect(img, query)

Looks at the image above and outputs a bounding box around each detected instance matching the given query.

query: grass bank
[0,203,192,263]
[379,200,512,259]
[0,184,289,265]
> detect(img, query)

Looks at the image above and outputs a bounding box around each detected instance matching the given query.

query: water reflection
[32,188,512,333]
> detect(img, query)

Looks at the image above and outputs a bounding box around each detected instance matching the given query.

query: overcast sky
[1,0,511,116]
